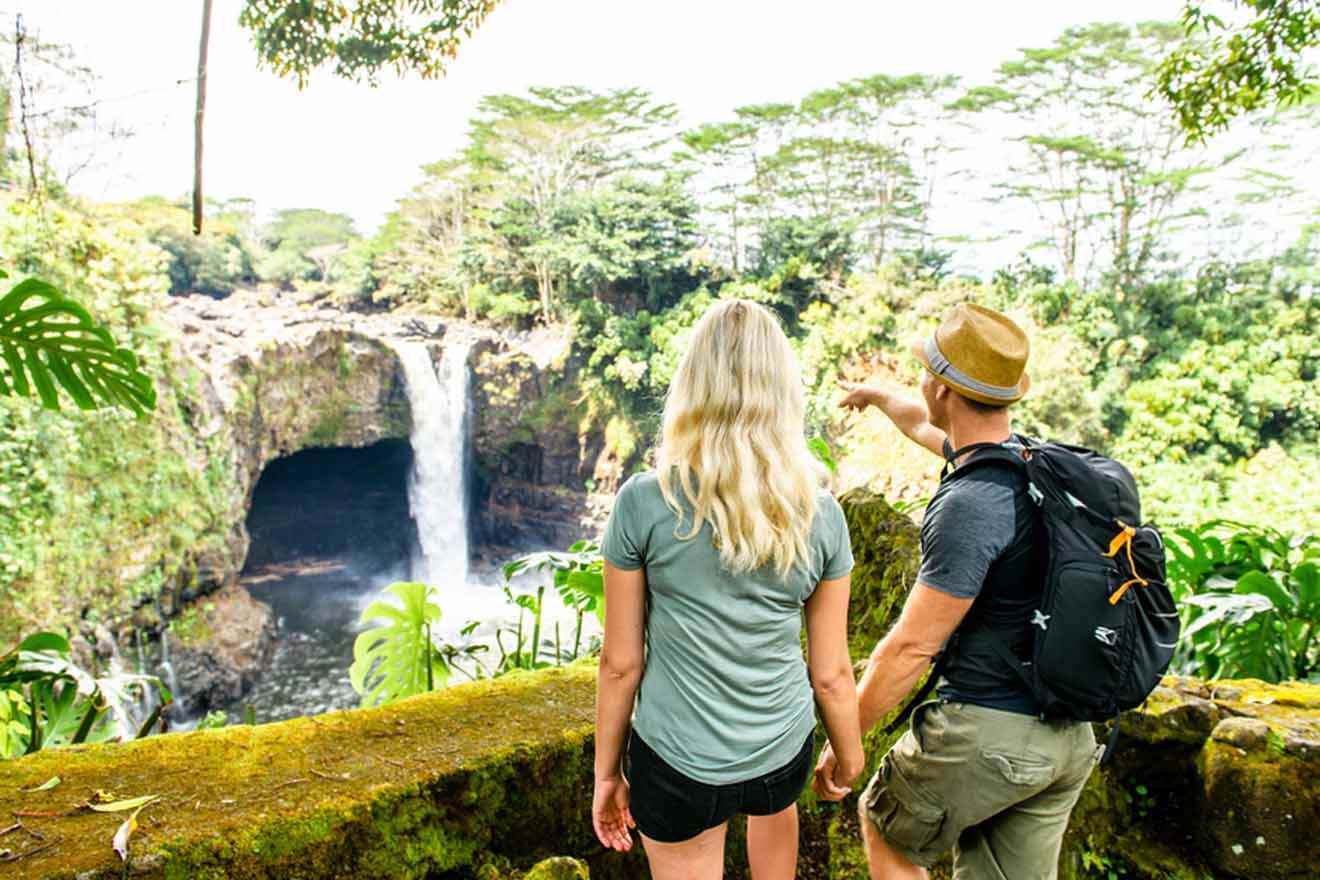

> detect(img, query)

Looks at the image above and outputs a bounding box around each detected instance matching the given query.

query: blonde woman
[591,299,864,880]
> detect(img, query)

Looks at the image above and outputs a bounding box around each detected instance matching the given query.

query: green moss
[523,856,589,879]
[305,404,351,447]
[1196,735,1319,880]
[0,666,601,879]
[168,601,215,647]
[838,488,921,657]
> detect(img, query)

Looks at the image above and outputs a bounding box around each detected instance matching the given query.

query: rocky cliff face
[160,293,419,616]
[469,328,610,554]
[158,294,607,601]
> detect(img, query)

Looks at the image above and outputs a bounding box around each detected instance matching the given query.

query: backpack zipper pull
[1103,521,1149,605]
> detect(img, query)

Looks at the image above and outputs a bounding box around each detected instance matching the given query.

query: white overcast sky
[11,0,1193,235]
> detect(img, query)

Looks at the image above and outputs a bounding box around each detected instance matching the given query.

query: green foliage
[1168,520,1319,681]
[0,631,168,759]
[1156,0,1320,140]
[959,21,1224,286]
[119,197,257,297]
[258,208,358,286]
[0,274,156,414]
[751,215,857,307]
[500,541,604,673]
[0,198,234,643]
[504,540,606,627]
[436,542,606,682]
[808,437,838,475]
[544,176,700,307]
[365,86,686,326]
[350,581,449,707]
[239,0,501,86]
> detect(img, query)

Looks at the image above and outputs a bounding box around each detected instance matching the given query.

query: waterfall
[391,340,472,588]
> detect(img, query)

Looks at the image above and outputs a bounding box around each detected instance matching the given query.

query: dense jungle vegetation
[0,6,1317,748]
[86,20,1319,532]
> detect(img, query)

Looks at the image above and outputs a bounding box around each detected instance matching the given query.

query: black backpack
[888,435,1178,757]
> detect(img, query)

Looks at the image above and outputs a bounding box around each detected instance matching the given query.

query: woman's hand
[837,380,882,413]
[592,775,635,852]
[813,742,862,801]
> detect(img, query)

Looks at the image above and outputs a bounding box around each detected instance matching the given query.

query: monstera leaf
[505,540,606,625]
[350,582,449,707]
[0,275,156,415]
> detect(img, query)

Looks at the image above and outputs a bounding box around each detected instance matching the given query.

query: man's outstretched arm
[838,381,947,458]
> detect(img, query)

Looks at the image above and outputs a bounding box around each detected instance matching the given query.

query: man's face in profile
[921,370,950,431]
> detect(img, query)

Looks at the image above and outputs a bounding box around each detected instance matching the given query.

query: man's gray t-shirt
[915,469,1017,600]
[918,440,1042,713]
[601,471,853,785]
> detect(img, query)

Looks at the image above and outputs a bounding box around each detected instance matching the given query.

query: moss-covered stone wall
[0,665,642,880]
[1,665,1315,879]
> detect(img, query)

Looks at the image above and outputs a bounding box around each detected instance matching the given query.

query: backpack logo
[1094,626,1118,647]
[1032,609,1050,631]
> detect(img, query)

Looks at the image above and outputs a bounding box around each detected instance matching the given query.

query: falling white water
[391,339,472,588]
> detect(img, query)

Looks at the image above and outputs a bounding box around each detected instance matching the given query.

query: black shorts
[625,731,815,843]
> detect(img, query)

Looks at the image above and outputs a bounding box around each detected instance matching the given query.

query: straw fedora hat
[910,303,1031,406]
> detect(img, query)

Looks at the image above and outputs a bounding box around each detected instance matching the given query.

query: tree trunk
[14,15,38,198]
[537,263,553,322]
[193,0,214,236]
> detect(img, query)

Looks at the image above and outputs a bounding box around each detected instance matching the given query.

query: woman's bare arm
[593,562,646,851]
[804,575,864,793]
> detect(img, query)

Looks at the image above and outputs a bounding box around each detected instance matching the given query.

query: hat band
[924,337,1021,401]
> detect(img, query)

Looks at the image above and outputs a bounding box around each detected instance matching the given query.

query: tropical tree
[370,159,482,312]
[1156,0,1320,141]
[464,86,679,320]
[122,197,257,297]
[677,121,758,270]
[684,75,966,276]
[959,22,1227,288]
[257,208,358,285]
[827,73,965,264]
[238,0,502,86]
[543,175,700,309]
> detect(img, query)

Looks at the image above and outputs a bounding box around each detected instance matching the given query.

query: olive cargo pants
[861,700,1099,879]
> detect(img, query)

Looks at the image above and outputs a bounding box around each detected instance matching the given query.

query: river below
[224,551,595,724]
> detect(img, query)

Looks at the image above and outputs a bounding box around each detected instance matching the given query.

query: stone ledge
[0,665,610,880]
[2,650,1316,879]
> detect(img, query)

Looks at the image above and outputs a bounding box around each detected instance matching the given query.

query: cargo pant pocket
[979,749,1055,787]
[865,759,946,864]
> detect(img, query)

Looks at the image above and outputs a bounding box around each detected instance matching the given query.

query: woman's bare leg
[747,804,799,880]
[642,822,729,880]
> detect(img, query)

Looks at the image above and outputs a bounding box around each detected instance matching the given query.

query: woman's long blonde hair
[657,298,827,576]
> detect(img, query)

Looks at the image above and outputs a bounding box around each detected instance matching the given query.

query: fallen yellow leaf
[90,794,158,813]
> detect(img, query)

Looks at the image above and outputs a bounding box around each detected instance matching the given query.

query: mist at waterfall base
[214,340,596,725]
[234,556,587,724]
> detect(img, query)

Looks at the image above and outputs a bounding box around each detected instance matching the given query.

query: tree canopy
[1156,0,1320,140]
[238,0,501,86]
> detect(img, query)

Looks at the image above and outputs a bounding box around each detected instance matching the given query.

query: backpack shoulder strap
[942,441,1029,481]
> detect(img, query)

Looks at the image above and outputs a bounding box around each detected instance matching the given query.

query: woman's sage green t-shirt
[601,470,853,785]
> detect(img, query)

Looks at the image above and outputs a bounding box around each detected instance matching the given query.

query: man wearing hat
[814,303,1098,879]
